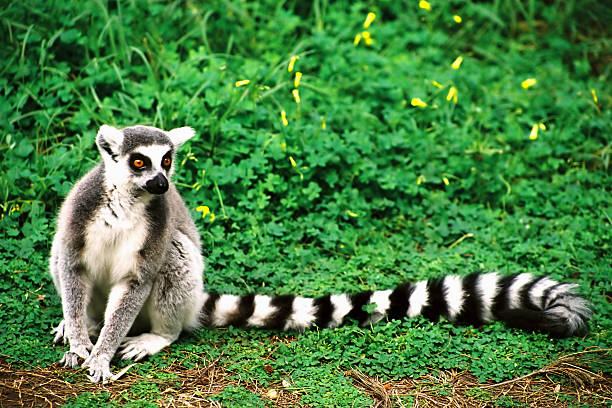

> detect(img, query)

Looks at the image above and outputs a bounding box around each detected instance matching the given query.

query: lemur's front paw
[59,340,94,368]
[60,351,81,368]
[60,349,88,368]
[52,320,67,345]
[83,355,113,383]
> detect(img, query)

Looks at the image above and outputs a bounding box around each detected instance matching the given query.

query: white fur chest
[82,190,150,284]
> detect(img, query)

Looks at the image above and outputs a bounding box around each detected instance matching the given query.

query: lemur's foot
[120,333,174,361]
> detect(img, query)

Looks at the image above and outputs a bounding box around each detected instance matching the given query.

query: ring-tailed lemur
[50,125,591,383]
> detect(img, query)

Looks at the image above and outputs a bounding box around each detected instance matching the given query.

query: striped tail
[200,272,591,338]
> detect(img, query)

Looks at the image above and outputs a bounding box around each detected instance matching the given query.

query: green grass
[1,0,611,406]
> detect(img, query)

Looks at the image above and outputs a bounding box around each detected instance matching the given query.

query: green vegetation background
[0,0,610,406]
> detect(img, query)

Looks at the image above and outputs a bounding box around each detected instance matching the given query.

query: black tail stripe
[313,294,333,328]
[520,276,546,311]
[346,291,373,325]
[226,293,256,327]
[491,274,518,316]
[545,302,589,321]
[547,296,583,313]
[201,293,220,326]
[541,282,563,309]
[455,272,483,326]
[387,283,414,320]
[570,308,590,322]
[422,278,446,321]
[264,294,295,329]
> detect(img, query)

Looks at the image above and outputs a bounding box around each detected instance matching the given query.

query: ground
[0,0,611,406]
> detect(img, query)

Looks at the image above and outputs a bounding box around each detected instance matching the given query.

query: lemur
[49,125,591,383]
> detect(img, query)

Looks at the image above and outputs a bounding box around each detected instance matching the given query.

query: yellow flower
[353,33,362,46]
[196,205,210,218]
[419,0,431,11]
[181,151,199,165]
[281,110,288,126]
[446,86,458,104]
[443,176,450,186]
[346,210,358,217]
[209,213,215,222]
[411,97,428,108]
[416,174,426,185]
[292,88,300,104]
[235,79,250,87]
[432,80,443,89]
[362,31,373,46]
[294,72,302,88]
[289,156,296,167]
[451,56,463,70]
[363,12,376,28]
[453,15,462,23]
[591,89,598,103]
[521,78,537,89]
[529,124,539,140]
[321,117,326,130]
[538,123,546,131]
[288,56,299,72]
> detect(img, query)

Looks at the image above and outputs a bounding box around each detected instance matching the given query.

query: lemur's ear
[96,125,124,161]
[167,126,195,147]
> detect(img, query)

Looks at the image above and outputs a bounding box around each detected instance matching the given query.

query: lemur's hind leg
[119,232,204,361]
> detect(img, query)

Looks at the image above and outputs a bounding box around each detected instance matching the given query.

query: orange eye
[163,157,172,167]
[133,159,144,168]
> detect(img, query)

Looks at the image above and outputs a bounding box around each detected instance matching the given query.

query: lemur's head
[96,125,195,195]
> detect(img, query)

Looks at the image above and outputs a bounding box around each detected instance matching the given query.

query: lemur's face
[125,144,173,194]
[96,125,195,195]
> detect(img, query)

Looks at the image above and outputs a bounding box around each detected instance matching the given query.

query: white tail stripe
[329,294,352,328]
[507,273,533,309]
[212,294,240,326]
[477,272,499,322]
[369,290,393,324]
[408,281,428,318]
[247,295,276,327]
[285,297,316,330]
[443,275,464,320]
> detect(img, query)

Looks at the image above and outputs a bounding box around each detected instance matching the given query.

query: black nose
[145,174,169,194]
